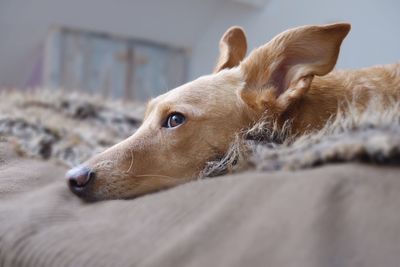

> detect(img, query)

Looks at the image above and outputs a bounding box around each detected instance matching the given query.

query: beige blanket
[1,142,400,267]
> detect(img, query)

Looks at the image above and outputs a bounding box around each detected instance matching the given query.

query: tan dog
[66,23,400,201]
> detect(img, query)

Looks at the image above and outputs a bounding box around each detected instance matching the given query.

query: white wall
[190,0,400,79]
[1,0,399,88]
[0,0,223,88]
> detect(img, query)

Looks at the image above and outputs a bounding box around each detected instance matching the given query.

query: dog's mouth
[66,165,192,201]
[68,180,98,202]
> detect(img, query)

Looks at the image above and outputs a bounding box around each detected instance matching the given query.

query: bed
[1,90,400,267]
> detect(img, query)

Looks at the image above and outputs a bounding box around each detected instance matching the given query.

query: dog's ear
[239,23,350,113]
[214,26,247,73]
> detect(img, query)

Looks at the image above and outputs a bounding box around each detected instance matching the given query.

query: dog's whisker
[134,174,180,180]
[126,149,134,173]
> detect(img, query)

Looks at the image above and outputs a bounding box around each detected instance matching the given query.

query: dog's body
[281,63,400,133]
[66,23,400,201]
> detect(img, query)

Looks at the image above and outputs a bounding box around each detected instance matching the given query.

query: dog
[66,22,400,201]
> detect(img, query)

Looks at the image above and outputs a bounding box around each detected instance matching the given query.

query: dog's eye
[164,113,186,128]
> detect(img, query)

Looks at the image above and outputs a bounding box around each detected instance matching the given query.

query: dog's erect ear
[239,23,351,112]
[214,26,247,73]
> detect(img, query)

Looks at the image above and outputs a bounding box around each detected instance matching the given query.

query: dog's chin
[68,181,161,202]
[68,182,101,202]
[68,182,123,202]
[68,173,192,201]
[69,189,129,202]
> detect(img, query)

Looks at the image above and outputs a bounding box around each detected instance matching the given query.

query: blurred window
[44,27,187,101]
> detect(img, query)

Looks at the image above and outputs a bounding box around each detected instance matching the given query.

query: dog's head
[66,23,350,201]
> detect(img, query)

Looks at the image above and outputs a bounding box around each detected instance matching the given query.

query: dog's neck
[269,64,400,135]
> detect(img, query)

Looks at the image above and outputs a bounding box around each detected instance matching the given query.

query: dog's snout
[66,166,95,189]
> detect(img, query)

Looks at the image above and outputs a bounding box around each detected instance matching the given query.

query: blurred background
[0,0,399,101]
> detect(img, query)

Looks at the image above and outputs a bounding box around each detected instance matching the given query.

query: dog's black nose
[66,166,95,189]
